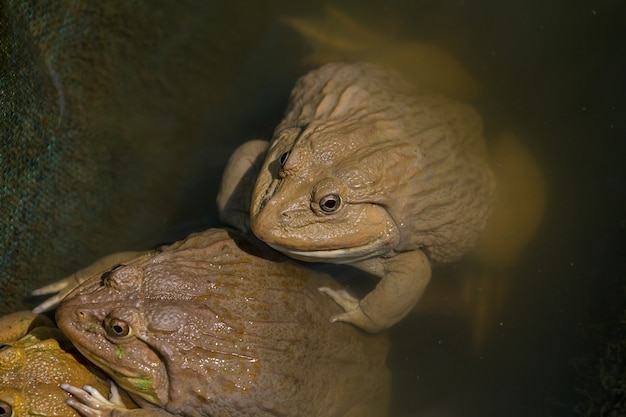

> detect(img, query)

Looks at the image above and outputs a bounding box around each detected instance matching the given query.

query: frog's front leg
[32,251,149,313]
[319,250,431,332]
[62,383,171,417]
[217,140,269,232]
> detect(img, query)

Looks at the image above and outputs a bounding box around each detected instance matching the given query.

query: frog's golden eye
[319,194,341,213]
[105,318,131,338]
[279,151,290,166]
[0,401,12,416]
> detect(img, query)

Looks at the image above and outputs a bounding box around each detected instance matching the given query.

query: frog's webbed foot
[318,287,369,325]
[62,382,129,417]
[320,251,432,332]
[217,140,269,232]
[32,251,147,313]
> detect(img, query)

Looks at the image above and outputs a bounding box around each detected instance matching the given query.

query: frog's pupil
[0,401,10,415]
[319,194,341,212]
[279,151,290,165]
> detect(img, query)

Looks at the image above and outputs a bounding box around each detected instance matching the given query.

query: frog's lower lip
[266,242,383,263]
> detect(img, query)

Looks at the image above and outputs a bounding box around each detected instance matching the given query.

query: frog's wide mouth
[266,237,391,264]
[72,342,166,407]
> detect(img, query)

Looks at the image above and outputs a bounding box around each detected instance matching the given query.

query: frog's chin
[77,348,167,407]
[266,241,389,264]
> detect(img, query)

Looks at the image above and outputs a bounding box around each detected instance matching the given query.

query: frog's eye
[0,401,12,416]
[0,344,9,351]
[279,151,290,166]
[319,194,341,213]
[105,318,131,338]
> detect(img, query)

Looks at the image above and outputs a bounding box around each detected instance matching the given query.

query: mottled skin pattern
[218,63,495,332]
[0,319,122,417]
[56,228,390,417]
[0,311,55,343]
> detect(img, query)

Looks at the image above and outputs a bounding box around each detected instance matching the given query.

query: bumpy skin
[56,228,390,417]
[0,311,55,343]
[220,63,495,332]
[0,320,122,417]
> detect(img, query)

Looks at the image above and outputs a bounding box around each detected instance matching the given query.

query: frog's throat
[266,242,387,264]
[78,348,163,405]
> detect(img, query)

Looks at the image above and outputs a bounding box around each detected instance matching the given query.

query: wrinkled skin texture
[56,228,390,417]
[0,315,128,417]
[277,9,548,348]
[218,63,495,332]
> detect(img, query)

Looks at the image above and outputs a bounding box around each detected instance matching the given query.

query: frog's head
[250,117,422,264]
[55,241,278,413]
[56,261,172,409]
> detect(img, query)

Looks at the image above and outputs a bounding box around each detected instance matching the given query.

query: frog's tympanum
[56,228,390,417]
[0,313,130,417]
[218,63,495,332]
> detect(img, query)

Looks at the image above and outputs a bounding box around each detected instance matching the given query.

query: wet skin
[56,228,390,417]
[218,63,495,332]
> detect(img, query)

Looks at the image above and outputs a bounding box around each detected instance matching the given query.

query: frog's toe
[318,287,359,311]
[32,274,85,312]
[328,306,385,332]
[62,383,128,416]
[319,287,386,332]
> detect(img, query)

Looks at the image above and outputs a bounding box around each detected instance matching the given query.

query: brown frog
[56,228,390,417]
[274,7,547,347]
[0,310,55,343]
[217,63,495,332]
[0,312,132,417]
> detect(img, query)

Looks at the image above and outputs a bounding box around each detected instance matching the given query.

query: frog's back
[275,63,495,263]
[57,228,390,417]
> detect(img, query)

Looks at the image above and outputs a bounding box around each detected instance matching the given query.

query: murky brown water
[3,0,624,415]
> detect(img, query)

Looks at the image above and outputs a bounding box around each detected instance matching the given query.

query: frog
[217,62,495,333]
[0,311,135,417]
[0,310,55,343]
[55,228,391,417]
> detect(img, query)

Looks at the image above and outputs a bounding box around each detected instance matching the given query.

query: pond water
[3,0,625,416]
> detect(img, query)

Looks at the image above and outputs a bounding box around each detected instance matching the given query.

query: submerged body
[56,228,390,417]
[219,63,495,331]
